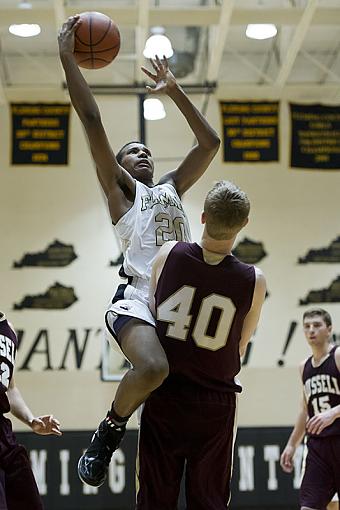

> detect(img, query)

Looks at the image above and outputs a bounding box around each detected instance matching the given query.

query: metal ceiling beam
[0,37,7,104]
[257,36,279,86]
[275,0,318,86]
[301,49,340,84]
[10,48,61,81]
[0,77,6,105]
[225,45,274,84]
[53,0,66,32]
[53,0,66,83]
[215,83,340,101]
[316,41,340,85]
[4,83,339,102]
[229,7,338,26]
[1,7,339,28]
[207,0,235,83]
[135,0,149,83]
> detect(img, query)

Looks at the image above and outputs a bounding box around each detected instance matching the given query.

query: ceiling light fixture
[143,98,166,120]
[143,27,173,59]
[9,24,41,37]
[246,24,277,40]
[18,0,32,9]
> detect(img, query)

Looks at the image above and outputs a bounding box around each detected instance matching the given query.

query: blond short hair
[204,180,250,240]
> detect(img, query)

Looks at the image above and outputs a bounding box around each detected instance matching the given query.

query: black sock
[106,404,130,430]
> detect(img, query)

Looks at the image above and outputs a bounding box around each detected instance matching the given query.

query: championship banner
[290,103,340,169]
[11,103,70,165]
[220,101,279,163]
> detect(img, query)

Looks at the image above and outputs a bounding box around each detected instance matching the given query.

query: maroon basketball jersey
[0,313,17,413]
[154,242,256,393]
[302,346,340,437]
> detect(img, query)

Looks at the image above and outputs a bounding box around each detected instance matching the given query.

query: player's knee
[140,357,169,389]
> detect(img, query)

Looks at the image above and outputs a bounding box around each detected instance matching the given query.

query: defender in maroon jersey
[280,308,340,510]
[136,181,266,510]
[0,312,61,510]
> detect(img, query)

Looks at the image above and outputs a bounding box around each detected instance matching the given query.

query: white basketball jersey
[115,180,191,283]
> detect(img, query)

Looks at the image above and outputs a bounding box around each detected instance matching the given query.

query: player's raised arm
[142,56,220,197]
[58,16,134,212]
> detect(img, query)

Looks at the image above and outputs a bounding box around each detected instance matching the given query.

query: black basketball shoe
[78,416,126,487]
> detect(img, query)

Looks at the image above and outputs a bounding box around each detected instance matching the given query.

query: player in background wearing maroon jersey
[0,312,62,510]
[136,181,266,510]
[280,308,340,510]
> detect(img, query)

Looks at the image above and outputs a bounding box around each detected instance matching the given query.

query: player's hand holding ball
[58,12,120,69]
[58,14,81,56]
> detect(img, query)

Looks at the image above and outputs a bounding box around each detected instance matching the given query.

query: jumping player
[0,312,61,510]
[280,308,340,510]
[58,15,220,487]
[136,181,266,509]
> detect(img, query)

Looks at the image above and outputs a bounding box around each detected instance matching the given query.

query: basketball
[74,12,120,69]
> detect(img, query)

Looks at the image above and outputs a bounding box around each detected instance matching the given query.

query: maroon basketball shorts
[300,435,340,510]
[136,388,237,510]
[0,415,43,510]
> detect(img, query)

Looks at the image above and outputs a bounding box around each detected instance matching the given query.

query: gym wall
[0,88,339,509]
